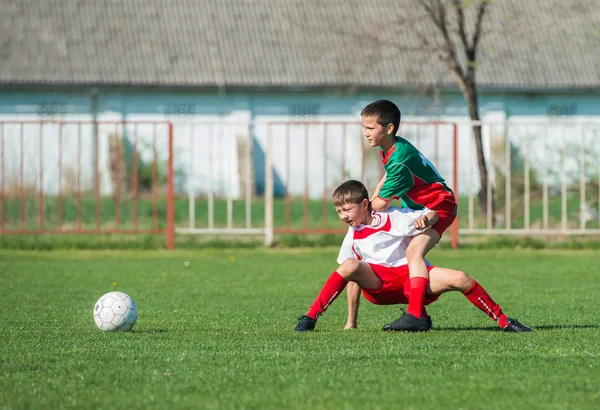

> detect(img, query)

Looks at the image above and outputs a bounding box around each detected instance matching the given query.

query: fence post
[264,123,274,246]
[452,123,459,249]
[167,122,175,250]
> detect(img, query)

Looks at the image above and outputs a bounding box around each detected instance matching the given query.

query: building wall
[2,87,600,118]
[1,87,599,198]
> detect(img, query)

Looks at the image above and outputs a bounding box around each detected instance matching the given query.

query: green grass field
[1,248,599,409]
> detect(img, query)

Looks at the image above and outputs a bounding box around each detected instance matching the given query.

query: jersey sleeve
[336,228,359,264]
[378,162,414,200]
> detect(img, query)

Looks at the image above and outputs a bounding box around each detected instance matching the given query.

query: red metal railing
[266,121,459,248]
[0,120,175,249]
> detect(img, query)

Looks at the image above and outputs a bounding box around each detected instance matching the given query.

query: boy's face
[335,199,369,227]
[361,115,395,147]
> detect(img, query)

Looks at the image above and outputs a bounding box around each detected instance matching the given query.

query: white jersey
[336,206,430,267]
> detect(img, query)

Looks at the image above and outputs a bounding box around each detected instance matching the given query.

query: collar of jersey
[380,137,400,165]
[355,211,386,230]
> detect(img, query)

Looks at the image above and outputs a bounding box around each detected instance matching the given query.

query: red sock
[306,271,348,321]
[462,280,508,328]
[407,277,428,318]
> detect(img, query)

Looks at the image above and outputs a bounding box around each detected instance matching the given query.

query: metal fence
[3,118,600,248]
[174,119,600,246]
[262,121,459,246]
[0,120,175,248]
[458,120,600,235]
[171,120,458,246]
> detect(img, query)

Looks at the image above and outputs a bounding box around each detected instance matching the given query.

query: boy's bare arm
[370,173,387,201]
[371,173,396,211]
[371,196,394,211]
[344,282,361,329]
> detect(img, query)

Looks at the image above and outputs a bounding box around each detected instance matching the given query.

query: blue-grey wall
[1,87,599,118]
[1,87,599,198]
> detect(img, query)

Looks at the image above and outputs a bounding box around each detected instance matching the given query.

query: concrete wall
[1,87,599,198]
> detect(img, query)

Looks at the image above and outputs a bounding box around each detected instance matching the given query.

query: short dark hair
[360,100,401,135]
[332,180,369,207]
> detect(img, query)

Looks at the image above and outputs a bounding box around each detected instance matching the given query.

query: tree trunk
[451,70,494,221]
[463,80,494,222]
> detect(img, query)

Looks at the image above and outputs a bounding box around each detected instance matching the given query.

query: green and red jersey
[378,137,456,214]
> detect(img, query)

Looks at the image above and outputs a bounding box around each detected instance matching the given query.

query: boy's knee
[454,271,472,290]
[406,247,425,262]
[346,281,359,291]
[338,259,361,278]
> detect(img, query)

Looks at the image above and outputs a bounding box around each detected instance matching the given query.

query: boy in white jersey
[294,180,532,333]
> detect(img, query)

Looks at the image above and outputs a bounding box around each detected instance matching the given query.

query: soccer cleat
[294,315,316,332]
[426,315,433,331]
[502,317,533,333]
[382,311,429,332]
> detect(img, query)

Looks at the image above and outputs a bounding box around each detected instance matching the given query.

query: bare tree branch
[421,0,443,30]
[452,0,470,54]
[422,0,465,80]
[437,0,449,37]
[288,0,495,220]
[289,0,437,54]
[471,0,488,57]
[417,0,492,219]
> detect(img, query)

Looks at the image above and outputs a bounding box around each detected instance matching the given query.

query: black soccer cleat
[294,315,316,332]
[426,315,433,331]
[502,317,533,333]
[382,311,429,332]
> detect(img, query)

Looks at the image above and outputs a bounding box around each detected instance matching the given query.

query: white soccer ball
[93,291,138,332]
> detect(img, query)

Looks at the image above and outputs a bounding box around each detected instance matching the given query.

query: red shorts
[431,198,457,237]
[432,209,456,237]
[362,264,440,306]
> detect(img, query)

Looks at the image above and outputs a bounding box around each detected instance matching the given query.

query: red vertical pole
[77,124,82,230]
[58,123,63,230]
[322,124,328,228]
[95,122,100,230]
[39,123,44,229]
[207,124,213,229]
[285,123,290,229]
[434,123,439,167]
[167,122,175,250]
[114,123,120,231]
[452,123,459,249]
[152,124,158,230]
[133,123,139,230]
[303,124,309,230]
[20,123,24,232]
[341,124,345,181]
[0,122,4,231]
[359,124,365,182]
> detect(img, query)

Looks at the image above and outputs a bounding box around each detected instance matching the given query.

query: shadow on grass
[430,326,499,332]
[433,323,598,331]
[132,328,169,333]
[526,324,599,330]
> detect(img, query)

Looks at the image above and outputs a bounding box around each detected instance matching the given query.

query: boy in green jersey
[359,100,457,331]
